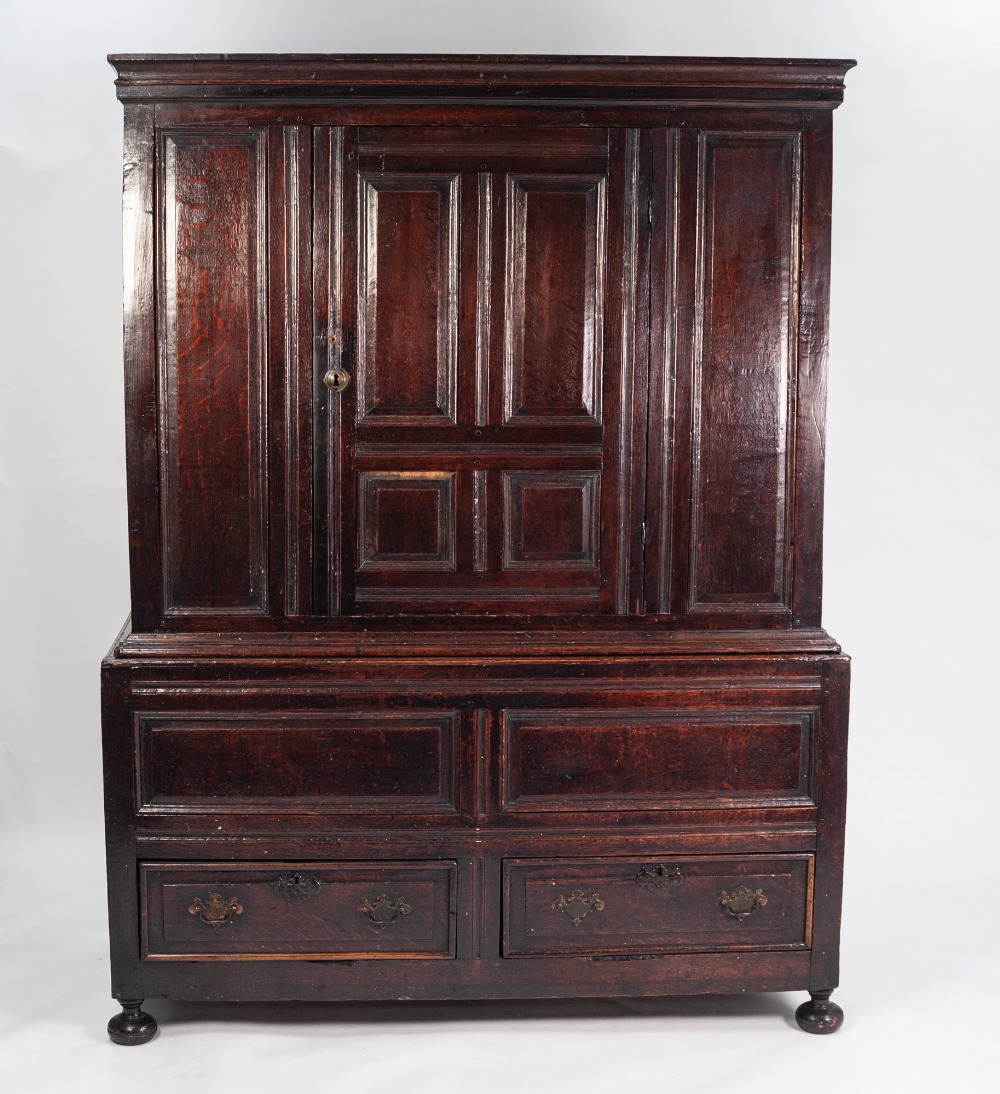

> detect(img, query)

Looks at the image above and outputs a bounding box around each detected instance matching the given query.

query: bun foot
[795,991,844,1034]
[108,999,158,1045]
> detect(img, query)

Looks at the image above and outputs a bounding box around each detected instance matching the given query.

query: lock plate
[323,366,351,393]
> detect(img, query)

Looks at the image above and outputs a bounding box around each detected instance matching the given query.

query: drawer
[503,855,811,956]
[136,711,459,815]
[142,861,456,959]
[500,709,814,812]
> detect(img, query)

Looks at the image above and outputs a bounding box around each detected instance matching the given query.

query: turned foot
[795,990,844,1034]
[108,999,158,1045]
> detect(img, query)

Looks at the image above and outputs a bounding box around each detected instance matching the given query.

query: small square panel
[358,472,456,570]
[503,472,599,570]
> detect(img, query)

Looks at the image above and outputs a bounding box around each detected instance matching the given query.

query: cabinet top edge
[107,53,855,105]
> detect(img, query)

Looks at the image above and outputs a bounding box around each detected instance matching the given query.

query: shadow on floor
[144,991,802,1035]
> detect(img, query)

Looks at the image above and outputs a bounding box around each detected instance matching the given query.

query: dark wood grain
[104,54,852,1039]
[329,126,629,614]
[792,115,835,626]
[158,129,268,615]
[501,709,813,811]
[358,173,459,423]
[137,711,458,814]
[690,131,799,610]
[504,855,811,956]
[109,54,855,106]
[120,104,161,631]
[143,861,456,958]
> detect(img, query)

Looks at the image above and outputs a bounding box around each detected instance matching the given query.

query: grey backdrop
[2,2,997,1090]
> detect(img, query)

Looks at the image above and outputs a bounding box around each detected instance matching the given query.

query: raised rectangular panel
[357,174,459,424]
[358,471,456,570]
[137,711,459,814]
[500,709,814,812]
[502,472,600,570]
[503,175,605,424]
[159,130,267,614]
[690,132,801,609]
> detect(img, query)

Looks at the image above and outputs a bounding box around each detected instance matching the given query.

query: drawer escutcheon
[273,872,322,904]
[636,864,684,895]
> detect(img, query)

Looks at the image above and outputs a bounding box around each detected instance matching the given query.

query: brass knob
[323,366,351,393]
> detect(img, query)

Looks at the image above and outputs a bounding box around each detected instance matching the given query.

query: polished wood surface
[503,854,810,956]
[143,861,456,958]
[103,54,853,1039]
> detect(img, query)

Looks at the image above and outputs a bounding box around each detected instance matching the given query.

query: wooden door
[314,127,645,615]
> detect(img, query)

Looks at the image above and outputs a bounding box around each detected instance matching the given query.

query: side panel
[121,105,161,629]
[158,129,268,615]
[690,131,800,609]
[648,122,821,623]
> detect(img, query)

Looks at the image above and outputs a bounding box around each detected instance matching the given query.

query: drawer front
[142,861,456,959]
[137,711,458,814]
[503,855,811,956]
[500,708,814,812]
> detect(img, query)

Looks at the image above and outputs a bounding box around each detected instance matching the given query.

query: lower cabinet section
[141,862,457,959]
[104,651,848,1033]
[503,855,812,957]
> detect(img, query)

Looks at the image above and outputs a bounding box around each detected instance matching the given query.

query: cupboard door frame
[312,125,650,617]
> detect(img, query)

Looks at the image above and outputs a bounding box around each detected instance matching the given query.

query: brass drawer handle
[551,889,605,926]
[188,892,244,927]
[273,872,321,904]
[358,892,411,929]
[636,864,684,894]
[323,366,351,393]
[717,885,768,920]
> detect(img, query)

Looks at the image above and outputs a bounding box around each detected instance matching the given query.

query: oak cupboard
[102,54,854,1043]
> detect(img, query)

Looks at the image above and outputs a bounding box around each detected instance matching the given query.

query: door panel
[501,472,600,571]
[357,471,458,571]
[357,174,459,424]
[317,127,640,615]
[502,176,604,424]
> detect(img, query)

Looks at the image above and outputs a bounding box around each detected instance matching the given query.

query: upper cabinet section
[112,56,852,630]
